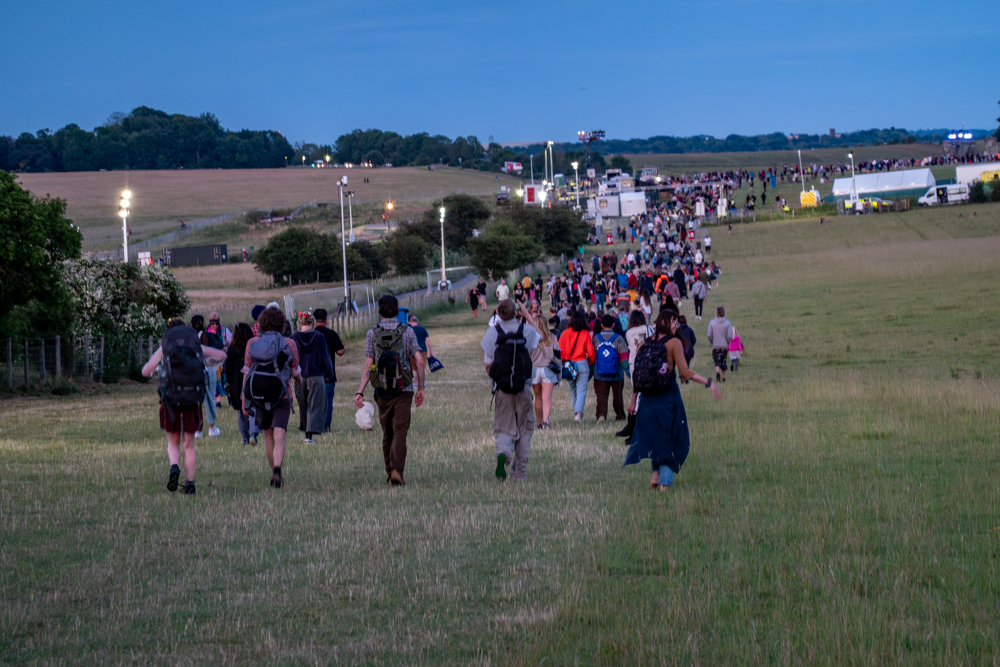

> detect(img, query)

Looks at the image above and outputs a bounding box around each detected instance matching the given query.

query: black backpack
[489,322,532,394]
[159,325,207,411]
[631,337,674,396]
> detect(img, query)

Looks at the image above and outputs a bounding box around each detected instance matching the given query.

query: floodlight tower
[119,190,131,263]
[338,175,349,310]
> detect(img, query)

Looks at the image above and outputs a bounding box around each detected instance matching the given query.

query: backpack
[203,329,224,350]
[631,338,674,396]
[488,323,532,394]
[243,331,293,411]
[159,325,207,412]
[595,333,621,377]
[369,324,413,392]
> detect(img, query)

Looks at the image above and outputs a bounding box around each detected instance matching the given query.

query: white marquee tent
[830,168,935,198]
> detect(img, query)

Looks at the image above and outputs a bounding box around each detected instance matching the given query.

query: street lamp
[302,155,306,167]
[347,191,355,242]
[439,206,447,289]
[325,155,330,167]
[547,140,554,183]
[848,152,857,202]
[529,154,534,185]
[338,175,349,312]
[386,201,394,229]
[119,190,131,263]
[571,161,580,209]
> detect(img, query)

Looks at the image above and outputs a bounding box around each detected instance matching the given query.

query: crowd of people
[143,208,746,494]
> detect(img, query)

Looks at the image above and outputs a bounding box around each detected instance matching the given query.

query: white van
[918,184,969,206]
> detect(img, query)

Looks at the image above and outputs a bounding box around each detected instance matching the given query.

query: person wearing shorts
[242,306,301,488]
[529,312,560,429]
[142,318,228,495]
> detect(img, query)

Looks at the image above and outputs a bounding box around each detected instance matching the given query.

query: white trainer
[194,431,203,438]
[208,426,221,437]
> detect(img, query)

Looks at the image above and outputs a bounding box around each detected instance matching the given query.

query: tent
[830,168,935,200]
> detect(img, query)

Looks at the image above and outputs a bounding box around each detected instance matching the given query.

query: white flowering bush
[61,259,191,380]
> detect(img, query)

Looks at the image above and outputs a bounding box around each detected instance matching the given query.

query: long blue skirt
[623,375,690,474]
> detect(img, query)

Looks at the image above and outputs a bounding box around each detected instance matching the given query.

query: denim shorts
[532,366,559,385]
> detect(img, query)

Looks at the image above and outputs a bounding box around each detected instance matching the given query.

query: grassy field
[625,143,943,171]
[15,167,523,251]
[3,200,1000,664]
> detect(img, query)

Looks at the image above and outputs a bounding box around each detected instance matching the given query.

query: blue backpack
[595,333,620,377]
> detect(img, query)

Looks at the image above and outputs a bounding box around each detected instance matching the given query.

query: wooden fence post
[99,336,105,381]
[6,338,11,389]
[84,335,90,378]
[40,339,46,383]
[55,335,61,378]
[24,340,29,388]
[70,333,76,379]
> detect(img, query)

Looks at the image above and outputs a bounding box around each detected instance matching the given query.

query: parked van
[918,184,969,206]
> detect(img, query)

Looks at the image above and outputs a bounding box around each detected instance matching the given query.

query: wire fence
[3,334,171,390]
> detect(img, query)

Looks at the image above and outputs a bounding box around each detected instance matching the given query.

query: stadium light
[119,190,131,264]
[571,162,580,210]
[439,207,447,289]
[338,179,349,311]
[848,152,857,203]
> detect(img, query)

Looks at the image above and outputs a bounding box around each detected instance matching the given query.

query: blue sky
[3,0,997,146]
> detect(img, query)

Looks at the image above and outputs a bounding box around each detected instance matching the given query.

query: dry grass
[15,167,522,250]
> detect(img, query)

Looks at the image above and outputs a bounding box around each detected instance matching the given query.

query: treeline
[515,128,931,157]
[0,107,294,172]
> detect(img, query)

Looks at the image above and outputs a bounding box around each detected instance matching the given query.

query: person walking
[408,315,433,368]
[224,322,256,445]
[242,306,302,489]
[291,312,333,444]
[728,327,744,372]
[706,306,734,383]
[190,314,224,437]
[495,278,510,302]
[625,310,721,491]
[677,315,697,371]
[142,318,227,495]
[355,295,426,487]
[593,314,628,423]
[481,299,540,480]
[476,277,488,309]
[313,308,346,434]
[558,311,596,424]
[691,278,707,320]
[529,312,560,429]
[468,287,481,318]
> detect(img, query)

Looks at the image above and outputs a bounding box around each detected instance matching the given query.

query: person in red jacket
[558,311,596,424]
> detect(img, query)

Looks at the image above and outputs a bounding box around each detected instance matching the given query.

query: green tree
[253,227,340,284]
[384,232,432,275]
[990,176,1000,203]
[609,155,633,174]
[345,239,389,281]
[418,194,491,252]
[0,172,82,337]
[969,181,988,204]
[467,221,543,279]
[498,201,588,258]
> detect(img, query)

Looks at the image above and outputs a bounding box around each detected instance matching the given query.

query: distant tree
[990,176,1000,202]
[417,194,491,252]
[609,156,633,175]
[384,230,432,275]
[253,227,340,284]
[0,171,82,337]
[467,221,543,279]
[498,201,589,258]
[969,181,988,204]
[345,239,389,281]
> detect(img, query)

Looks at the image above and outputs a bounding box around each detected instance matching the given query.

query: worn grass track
[2,205,999,664]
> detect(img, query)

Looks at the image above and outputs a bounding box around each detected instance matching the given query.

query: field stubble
[2,205,999,664]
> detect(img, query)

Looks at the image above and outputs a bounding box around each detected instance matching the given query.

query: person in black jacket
[224,323,255,444]
[677,315,697,378]
[290,313,334,444]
